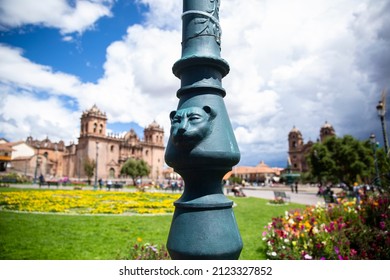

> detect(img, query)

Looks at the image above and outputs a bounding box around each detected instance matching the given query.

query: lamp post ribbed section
[165,0,242,260]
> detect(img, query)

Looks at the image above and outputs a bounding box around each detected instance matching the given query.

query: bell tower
[320,121,335,143]
[80,105,107,138]
[288,126,303,151]
[288,126,304,171]
[144,121,164,146]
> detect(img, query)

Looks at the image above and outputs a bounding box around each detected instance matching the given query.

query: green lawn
[0,188,305,260]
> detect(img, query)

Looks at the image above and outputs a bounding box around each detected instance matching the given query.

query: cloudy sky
[0,0,389,167]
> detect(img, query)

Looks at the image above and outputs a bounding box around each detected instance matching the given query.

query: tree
[369,143,390,191]
[83,157,95,185]
[307,135,376,186]
[120,158,151,186]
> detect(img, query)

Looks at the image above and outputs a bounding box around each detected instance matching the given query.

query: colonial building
[224,161,282,185]
[62,105,165,180]
[288,121,336,172]
[23,137,66,178]
[0,138,13,172]
[7,105,165,182]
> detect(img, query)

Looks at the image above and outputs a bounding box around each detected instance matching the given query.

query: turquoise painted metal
[165,0,242,259]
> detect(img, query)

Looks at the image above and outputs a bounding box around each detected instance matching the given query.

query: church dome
[82,104,106,118]
[320,121,336,141]
[148,120,161,129]
[124,129,138,141]
[288,126,302,137]
[321,121,333,129]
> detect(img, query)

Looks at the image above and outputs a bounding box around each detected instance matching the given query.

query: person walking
[294,182,298,193]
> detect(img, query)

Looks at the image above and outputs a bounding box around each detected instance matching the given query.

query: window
[110,145,114,152]
[292,141,296,148]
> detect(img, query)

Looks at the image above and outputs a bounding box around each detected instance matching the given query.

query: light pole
[376,100,389,155]
[33,144,40,184]
[165,0,242,259]
[370,133,381,187]
[94,142,99,190]
[78,157,81,182]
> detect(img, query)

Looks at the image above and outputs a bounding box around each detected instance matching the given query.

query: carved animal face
[169,106,216,150]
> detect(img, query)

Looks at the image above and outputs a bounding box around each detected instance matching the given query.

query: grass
[0,188,305,260]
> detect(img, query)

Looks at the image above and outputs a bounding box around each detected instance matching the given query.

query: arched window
[93,123,97,133]
[292,141,296,148]
[110,145,114,152]
[99,124,103,134]
[109,168,115,178]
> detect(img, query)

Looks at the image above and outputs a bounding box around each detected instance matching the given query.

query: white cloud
[0,86,80,142]
[1,0,389,167]
[77,24,181,132]
[0,0,112,34]
[0,44,82,95]
[135,0,181,30]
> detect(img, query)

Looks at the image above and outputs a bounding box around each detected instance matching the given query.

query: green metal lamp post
[370,133,381,187]
[165,0,242,259]
[376,100,389,155]
[94,141,99,190]
[33,144,40,184]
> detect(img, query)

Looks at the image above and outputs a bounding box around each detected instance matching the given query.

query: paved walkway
[239,186,325,206]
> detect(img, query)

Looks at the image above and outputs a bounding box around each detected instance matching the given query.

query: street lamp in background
[370,133,380,187]
[376,99,389,155]
[94,142,99,190]
[33,144,40,184]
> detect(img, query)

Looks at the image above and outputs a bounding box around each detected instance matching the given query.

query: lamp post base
[167,198,243,260]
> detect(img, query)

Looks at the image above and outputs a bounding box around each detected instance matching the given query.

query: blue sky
[1,1,144,83]
[1,0,390,168]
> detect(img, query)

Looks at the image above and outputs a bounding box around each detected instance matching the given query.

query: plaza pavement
[238,185,326,206]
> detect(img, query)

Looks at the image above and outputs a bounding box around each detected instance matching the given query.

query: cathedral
[288,121,336,172]
[8,105,165,182]
[62,105,165,180]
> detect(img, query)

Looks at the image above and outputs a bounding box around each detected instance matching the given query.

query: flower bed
[262,193,390,259]
[0,190,180,215]
[268,197,287,205]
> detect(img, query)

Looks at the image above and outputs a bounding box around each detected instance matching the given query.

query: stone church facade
[288,121,336,173]
[60,105,165,181]
[7,105,164,181]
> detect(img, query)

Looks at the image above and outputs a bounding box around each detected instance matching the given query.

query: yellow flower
[137,237,143,243]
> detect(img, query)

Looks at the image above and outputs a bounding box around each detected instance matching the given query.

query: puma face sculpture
[169,106,216,151]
